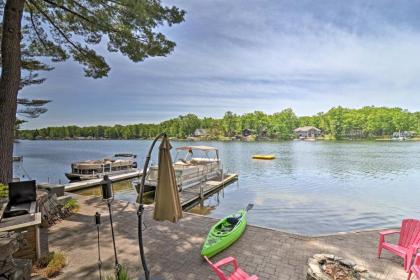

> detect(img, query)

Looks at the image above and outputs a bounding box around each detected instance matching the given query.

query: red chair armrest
[415,254,420,266]
[413,244,420,254]
[411,244,420,254]
[379,229,400,236]
[214,256,238,270]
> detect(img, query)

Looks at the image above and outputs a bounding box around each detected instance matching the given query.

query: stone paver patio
[50,195,407,280]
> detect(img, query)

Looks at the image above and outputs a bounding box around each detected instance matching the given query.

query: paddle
[226,204,253,225]
[245,203,254,212]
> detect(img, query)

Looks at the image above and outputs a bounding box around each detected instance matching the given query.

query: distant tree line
[18,106,420,140]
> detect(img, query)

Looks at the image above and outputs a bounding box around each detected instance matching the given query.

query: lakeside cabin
[392,131,415,140]
[193,128,209,137]
[242,128,253,137]
[294,126,321,139]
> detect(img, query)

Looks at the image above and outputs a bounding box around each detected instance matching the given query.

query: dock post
[200,181,204,199]
[199,180,204,207]
[221,166,225,188]
[220,165,224,186]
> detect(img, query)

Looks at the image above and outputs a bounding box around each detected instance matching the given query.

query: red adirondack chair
[408,254,420,280]
[204,256,258,280]
[377,219,420,272]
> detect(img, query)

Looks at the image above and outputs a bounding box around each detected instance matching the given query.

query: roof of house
[194,128,208,135]
[293,126,321,132]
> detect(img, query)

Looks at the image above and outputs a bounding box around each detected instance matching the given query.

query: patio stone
[48,195,407,280]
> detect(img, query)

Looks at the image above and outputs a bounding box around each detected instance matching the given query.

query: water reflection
[73,180,156,205]
[74,180,132,197]
[189,204,217,215]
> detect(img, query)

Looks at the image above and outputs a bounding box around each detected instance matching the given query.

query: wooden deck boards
[62,170,237,210]
[64,170,142,192]
[50,195,407,280]
[179,173,238,210]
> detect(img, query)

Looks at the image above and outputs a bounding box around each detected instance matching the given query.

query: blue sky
[21,0,420,129]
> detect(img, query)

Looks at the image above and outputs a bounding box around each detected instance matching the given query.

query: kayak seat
[226,216,240,226]
[204,256,259,280]
[216,220,237,233]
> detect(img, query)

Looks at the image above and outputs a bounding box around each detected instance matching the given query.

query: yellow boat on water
[252,154,276,160]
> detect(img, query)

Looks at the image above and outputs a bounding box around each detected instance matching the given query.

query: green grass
[105,265,131,280]
[36,251,66,278]
[63,198,80,212]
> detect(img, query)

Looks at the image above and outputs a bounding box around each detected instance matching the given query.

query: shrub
[0,184,8,198]
[63,198,79,212]
[105,265,131,280]
[36,251,66,278]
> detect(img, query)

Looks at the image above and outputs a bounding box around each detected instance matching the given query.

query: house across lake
[294,126,322,139]
[193,128,209,137]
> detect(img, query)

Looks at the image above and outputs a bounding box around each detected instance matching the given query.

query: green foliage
[305,106,419,139]
[17,0,185,79]
[18,107,420,140]
[106,265,130,280]
[17,98,51,119]
[63,198,79,212]
[268,109,299,139]
[2,0,185,122]
[0,183,8,198]
[36,251,66,278]
[221,111,238,137]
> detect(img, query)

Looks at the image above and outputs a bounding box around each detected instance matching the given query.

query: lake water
[13,140,420,235]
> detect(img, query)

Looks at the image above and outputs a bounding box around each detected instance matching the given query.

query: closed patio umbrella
[153,135,183,222]
[137,133,183,280]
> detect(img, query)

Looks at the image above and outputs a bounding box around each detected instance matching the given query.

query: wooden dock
[13,156,23,162]
[64,170,142,192]
[179,173,238,210]
[59,170,237,211]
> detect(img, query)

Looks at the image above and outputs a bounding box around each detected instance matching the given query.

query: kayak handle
[245,203,254,212]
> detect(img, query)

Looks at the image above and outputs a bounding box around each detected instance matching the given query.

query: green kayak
[201,208,249,258]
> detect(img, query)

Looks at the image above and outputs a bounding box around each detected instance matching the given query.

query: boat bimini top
[175,146,219,163]
[175,146,218,152]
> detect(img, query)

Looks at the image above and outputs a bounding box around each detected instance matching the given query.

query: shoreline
[77,190,402,238]
[185,206,400,238]
[15,137,420,142]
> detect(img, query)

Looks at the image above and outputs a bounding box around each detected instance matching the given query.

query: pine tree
[0,0,185,183]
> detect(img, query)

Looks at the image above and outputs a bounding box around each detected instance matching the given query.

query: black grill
[4,180,37,218]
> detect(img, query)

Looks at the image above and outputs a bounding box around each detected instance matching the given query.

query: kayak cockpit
[211,211,245,237]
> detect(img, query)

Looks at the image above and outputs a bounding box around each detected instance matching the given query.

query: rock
[11,259,31,280]
[0,233,26,278]
[340,258,356,268]
[0,233,21,261]
[312,254,325,261]
[306,254,370,280]
[31,277,48,280]
[354,264,368,272]
[313,253,335,261]
[0,256,16,274]
[323,254,335,260]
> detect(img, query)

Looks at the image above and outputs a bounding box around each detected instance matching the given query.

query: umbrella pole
[137,133,166,280]
[108,201,120,278]
[95,212,102,280]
